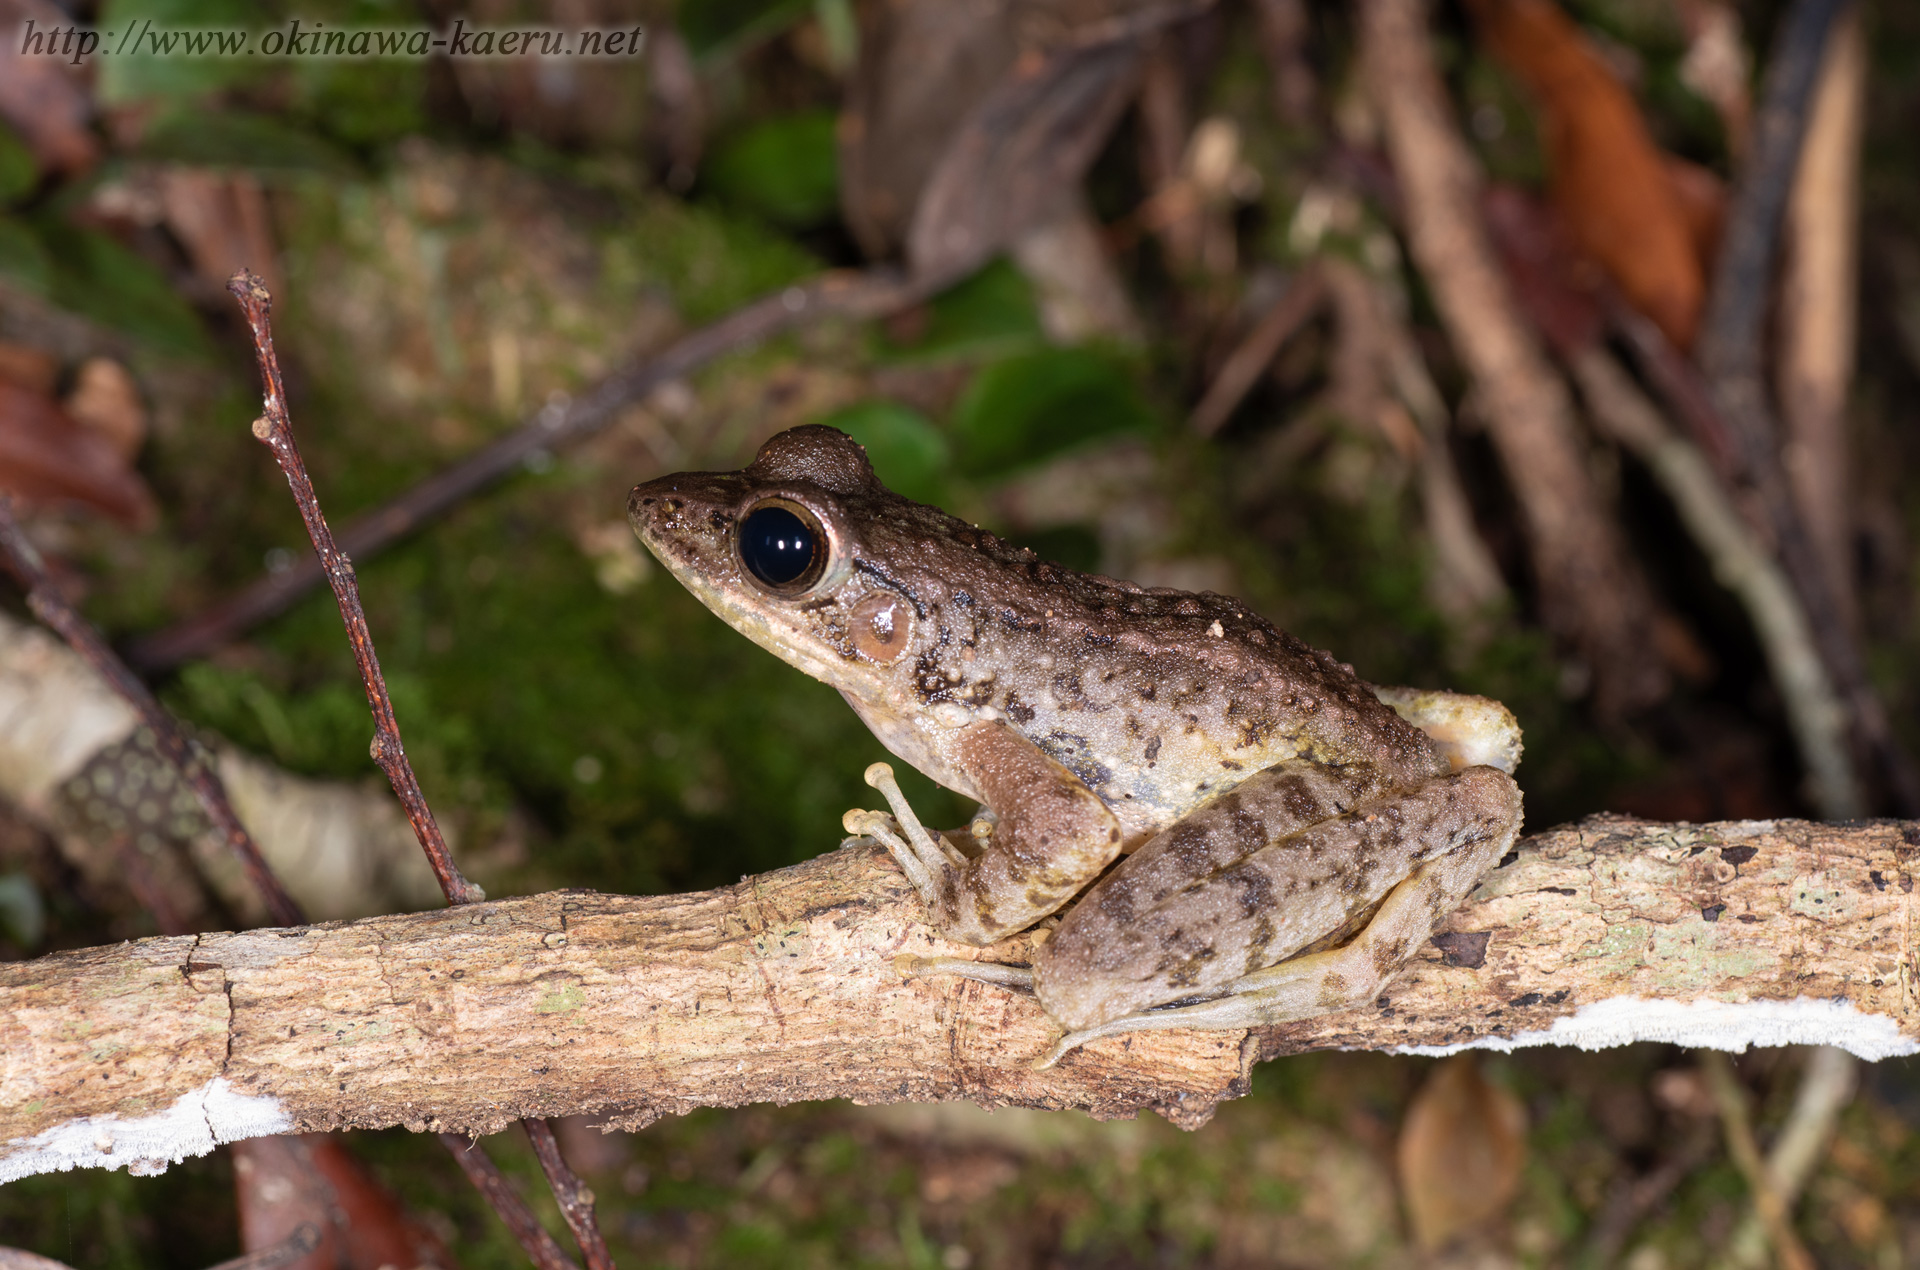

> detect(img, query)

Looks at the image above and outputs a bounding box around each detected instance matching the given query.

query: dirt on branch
[3,816,1917,1182]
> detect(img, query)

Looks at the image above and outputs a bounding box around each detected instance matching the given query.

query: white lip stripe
[0,1078,291,1183]
[1394,995,1920,1061]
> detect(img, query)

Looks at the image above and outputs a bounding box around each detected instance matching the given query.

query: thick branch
[3,815,1916,1183]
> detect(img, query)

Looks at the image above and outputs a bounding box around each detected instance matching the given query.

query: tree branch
[4,815,1915,1183]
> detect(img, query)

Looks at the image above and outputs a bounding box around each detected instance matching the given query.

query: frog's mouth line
[631,497,898,706]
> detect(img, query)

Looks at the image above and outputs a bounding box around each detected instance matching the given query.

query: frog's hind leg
[1033,764,1522,1068]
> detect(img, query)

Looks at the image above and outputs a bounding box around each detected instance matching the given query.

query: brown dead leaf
[1397,1055,1527,1252]
[235,1133,456,1270]
[62,358,146,462]
[0,0,99,177]
[156,167,282,298]
[0,344,57,396]
[842,0,1208,277]
[0,379,156,527]
[1468,0,1706,349]
[908,37,1146,282]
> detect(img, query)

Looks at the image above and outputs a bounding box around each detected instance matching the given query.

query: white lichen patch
[1396,995,1920,1061]
[0,1078,290,1183]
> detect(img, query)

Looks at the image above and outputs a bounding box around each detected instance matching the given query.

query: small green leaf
[135,110,358,175]
[36,219,209,356]
[0,124,36,206]
[950,347,1160,479]
[703,110,840,228]
[679,0,811,59]
[888,259,1045,361]
[0,217,52,295]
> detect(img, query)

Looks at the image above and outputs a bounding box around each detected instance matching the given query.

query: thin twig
[1358,0,1669,717]
[203,1223,323,1270]
[1578,1121,1717,1270]
[226,271,481,907]
[525,1119,616,1270]
[1698,0,1852,400]
[1568,346,1862,817]
[126,267,925,673]
[439,1134,582,1270]
[1723,1046,1858,1269]
[1698,1051,1816,1270]
[228,270,615,1267]
[0,499,305,928]
[1188,263,1326,436]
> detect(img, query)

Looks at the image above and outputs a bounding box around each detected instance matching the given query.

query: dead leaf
[1468,0,1706,349]
[1480,184,1604,356]
[1397,1055,1527,1251]
[0,0,99,178]
[0,343,57,395]
[62,358,145,461]
[234,1133,456,1270]
[842,0,1209,277]
[0,378,156,527]
[908,37,1146,283]
[156,167,282,299]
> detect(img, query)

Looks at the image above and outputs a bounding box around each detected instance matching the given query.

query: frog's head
[628,426,933,701]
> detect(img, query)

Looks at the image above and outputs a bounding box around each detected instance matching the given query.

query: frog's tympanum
[630,426,1523,1065]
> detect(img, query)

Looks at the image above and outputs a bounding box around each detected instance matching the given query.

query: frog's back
[842,486,1447,839]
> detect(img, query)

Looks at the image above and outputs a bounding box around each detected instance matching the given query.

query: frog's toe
[899,954,1035,993]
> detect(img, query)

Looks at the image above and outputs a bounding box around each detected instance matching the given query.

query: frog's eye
[738,500,829,594]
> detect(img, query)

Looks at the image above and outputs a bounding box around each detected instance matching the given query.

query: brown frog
[630,426,1523,1065]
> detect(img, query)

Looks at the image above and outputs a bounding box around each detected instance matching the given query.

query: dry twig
[1567,346,1861,816]
[1188,264,1326,436]
[227,270,610,1268]
[1358,0,1668,716]
[1777,8,1865,630]
[440,1133,581,1270]
[226,272,480,909]
[1699,1051,1816,1270]
[1722,1046,1858,1269]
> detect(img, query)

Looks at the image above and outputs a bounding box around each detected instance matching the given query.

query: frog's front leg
[1030,764,1522,1066]
[849,720,1124,946]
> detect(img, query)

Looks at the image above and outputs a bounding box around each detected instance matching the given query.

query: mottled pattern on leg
[1034,764,1521,1033]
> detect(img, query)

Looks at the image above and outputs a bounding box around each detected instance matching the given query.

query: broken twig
[228,269,611,1268]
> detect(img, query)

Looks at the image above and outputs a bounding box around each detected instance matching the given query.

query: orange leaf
[1469,0,1707,348]
[1397,1056,1528,1251]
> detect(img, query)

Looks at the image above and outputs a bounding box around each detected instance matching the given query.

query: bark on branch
[5,815,1917,1183]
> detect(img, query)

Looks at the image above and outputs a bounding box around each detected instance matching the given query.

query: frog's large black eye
[739,501,826,592]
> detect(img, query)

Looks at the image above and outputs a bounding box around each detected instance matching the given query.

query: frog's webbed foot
[844,762,968,904]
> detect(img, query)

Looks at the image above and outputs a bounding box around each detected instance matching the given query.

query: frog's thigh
[921,721,1125,946]
[1035,764,1521,1046]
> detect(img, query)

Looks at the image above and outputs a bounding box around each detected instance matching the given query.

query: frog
[629,425,1524,1067]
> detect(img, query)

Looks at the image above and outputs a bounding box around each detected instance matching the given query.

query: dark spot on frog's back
[1143,736,1161,762]
[1005,694,1035,725]
[1223,861,1275,918]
